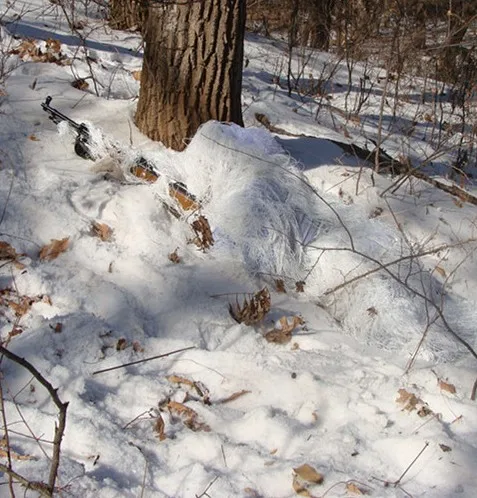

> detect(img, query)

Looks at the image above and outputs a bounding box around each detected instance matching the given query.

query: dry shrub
[229,288,271,325]
[191,215,214,251]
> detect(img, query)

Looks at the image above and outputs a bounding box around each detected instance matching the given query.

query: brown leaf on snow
[130,164,158,183]
[295,281,305,293]
[167,375,210,404]
[92,221,113,242]
[191,215,214,251]
[438,380,456,394]
[435,266,446,278]
[439,443,452,452]
[39,237,69,261]
[244,488,261,497]
[50,322,63,333]
[0,241,25,268]
[396,388,419,411]
[153,413,166,441]
[168,248,181,264]
[116,338,128,351]
[346,482,368,495]
[71,78,89,90]
[293,464,324,485]
[292,476,312,497]
[131,70,142,81]
[218,389,251,404]
[167,374,195,388]
[0,439,35,461]
[0,289,52,319]
[229,288,271,326]
[167,400,211,432]
[396,388,433,417]
[265,316,304,344]
[0,241,19,260]
[275,279,286,293]
[132,341,144,353]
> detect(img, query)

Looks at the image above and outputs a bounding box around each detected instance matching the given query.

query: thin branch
[322,241,470,296]
[0,464,50,497]
[92,346,196,375]
[195,476,219,498]
[394,442,429,486]
[0,377,15,497]
[0,346,68,495]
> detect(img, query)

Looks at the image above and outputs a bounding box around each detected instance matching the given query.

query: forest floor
[0,2,476,497]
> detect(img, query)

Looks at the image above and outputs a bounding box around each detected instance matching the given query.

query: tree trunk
[135,0,246,151]
[109,0,145,31]
[439,0,476,82]
[306,0,335,51]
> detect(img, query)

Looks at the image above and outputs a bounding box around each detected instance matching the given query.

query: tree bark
[135,0,246,151]
[109,0,145,31]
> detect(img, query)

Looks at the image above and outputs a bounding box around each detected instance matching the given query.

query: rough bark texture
[135,0,246,151]
[110,0,145,31]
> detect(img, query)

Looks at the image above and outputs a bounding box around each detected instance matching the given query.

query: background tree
[135,1,246,151]
[109,0,145,31]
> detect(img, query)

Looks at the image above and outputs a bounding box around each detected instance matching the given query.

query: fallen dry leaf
[295,281,305,292]
[218,389,251,404]
[167,401,210,432]
[130,164,158,183]
[92,221,113,242]
[132,341,144,353]
[51,322,62,333]
[28,134,40,141]
[168,248,181,263]
[243,488,261,497]
[39,237,69,261]
[191,215,214,251]
[167,374,195,387]
[265,316,304,344]
[0,242,16,259]
[396,388,433,417]
[292,477,311,497]
[167,375,210,404]
[396,388,419,411]
[116,338,128,351]
[439,443,452,452]
[0,241,24,264]
[293,464,324,484]
[439,380,456,394]
[275,279,286,293]
[346,482,368,495]
[131,70,142,81]
[0,439,35,461]
[435,266,446,278]
[153,413,166,441]
[71,78,89,90]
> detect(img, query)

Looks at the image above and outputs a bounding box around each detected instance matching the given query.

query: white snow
[0,2,476,497]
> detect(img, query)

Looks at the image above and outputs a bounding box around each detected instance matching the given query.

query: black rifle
[41,96,199,212]
[41,96,95,160]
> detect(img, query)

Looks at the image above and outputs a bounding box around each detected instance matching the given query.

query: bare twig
[0,345,68,495]
[92,346,196,375]
[0,376,15,497]
[195,476,219,498]
[0,464,50,497]
[471,377,477,401]
[394,441,429,486]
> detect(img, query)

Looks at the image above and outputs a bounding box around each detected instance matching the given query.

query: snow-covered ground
[0,2,476,497]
